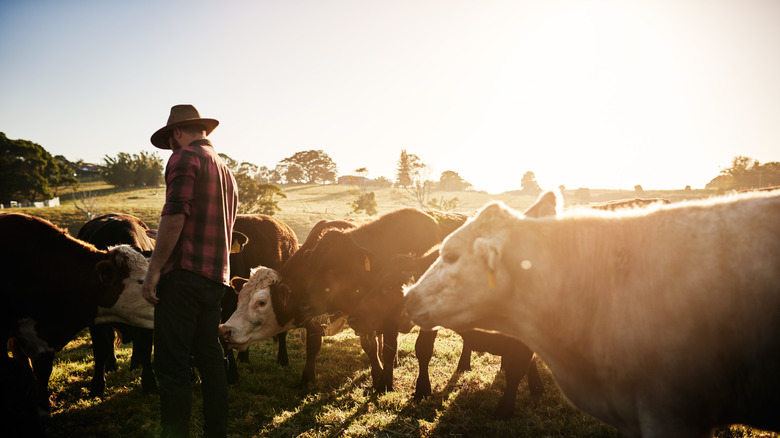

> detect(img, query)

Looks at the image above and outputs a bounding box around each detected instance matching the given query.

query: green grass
[45,328,625,438]
[43,327,779,437]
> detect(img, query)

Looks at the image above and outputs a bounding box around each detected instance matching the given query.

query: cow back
[77,213,155,252]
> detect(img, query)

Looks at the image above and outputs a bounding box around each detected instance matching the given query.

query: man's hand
[142,269,160,305]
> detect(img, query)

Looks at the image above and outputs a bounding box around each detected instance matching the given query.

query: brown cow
[349,248,545,418]
[1,213,149,414]
[222,214,298,383]
[302,208,466,392]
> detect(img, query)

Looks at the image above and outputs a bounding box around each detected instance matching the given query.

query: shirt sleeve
[161,149,199,217]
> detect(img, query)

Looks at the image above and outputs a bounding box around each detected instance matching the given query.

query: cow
[299,208,474,393]
[222,214,298,383]
[221,219,357,386]
[0,212,150,415]
[404,190,780,437]
[349,248,545,418]
[77,213,157,398]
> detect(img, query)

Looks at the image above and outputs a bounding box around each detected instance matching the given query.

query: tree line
[2,131,778,211]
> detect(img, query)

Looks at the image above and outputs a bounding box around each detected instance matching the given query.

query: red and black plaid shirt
[161,139,238,285]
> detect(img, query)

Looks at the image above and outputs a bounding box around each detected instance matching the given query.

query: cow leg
[526,355,545,398]
[89,324,114,398]
[275,332,289,366]
[414,329,438,400]
[133,328,157,394]
[360,333,383,387]
[494,352,524,419]
[377,330,398,393]
[456,335,472,372]
[30,352,55,416]
[224,347,239,385]
[301,321,324,387]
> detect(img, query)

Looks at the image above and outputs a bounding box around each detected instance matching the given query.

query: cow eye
[257,300,267,308]
[137,279,144,285]
[442,252,459,264]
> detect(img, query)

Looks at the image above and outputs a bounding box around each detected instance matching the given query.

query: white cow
[219,266,291,351]
[404,190,780,438]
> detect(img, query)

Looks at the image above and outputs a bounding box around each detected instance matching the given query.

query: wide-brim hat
[151,104,219,149]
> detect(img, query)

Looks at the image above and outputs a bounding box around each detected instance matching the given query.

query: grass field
[5,183,774,437]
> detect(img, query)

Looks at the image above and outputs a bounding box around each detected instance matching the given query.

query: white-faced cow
[405,190,780,437]
[221,219,357,386]
[1,213,149,415]
[222,214,298,383]
[77,213,157,398]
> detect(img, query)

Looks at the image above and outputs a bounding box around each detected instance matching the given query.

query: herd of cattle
[1,188,778,438]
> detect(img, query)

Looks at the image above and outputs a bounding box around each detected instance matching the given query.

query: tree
[708,156,780,191]
[277,150,337,184]
[396,150,416,188]
[254,183,287,215]
[520,171,542,196]
[438,170,471,191]
[428,196,460,211]
[132,151,164,187]
[0,132,68,203]
[349,167,378,216]
[101,152,163,188]
[575,187,591,204]
[256,165,282,184]
[220,153,286,214]
[102,153,135,188]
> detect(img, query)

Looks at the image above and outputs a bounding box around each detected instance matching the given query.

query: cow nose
[218,324,232,341]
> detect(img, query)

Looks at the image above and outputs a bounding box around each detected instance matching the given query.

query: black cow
[77,213,157,398]
[1,212,149,414]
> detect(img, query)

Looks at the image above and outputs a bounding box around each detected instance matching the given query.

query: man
[143,104,237,438]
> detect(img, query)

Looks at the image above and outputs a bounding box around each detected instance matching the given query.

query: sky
[1,0,778,194]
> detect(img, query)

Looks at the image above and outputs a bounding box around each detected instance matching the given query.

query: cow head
[94,245,153,328]
[303,230,375,317]
[219,266,293,350]
[404,192,558,331]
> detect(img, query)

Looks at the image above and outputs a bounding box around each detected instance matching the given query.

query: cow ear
[96,260,119,285]
[524,191,559,218]
[230,231,249,254]
[474,238,501,290]
[231,277,248,293]
[278,283,291,308]
[474,237,500,271]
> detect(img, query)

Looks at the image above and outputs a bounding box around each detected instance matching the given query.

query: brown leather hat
[150,104,219,149]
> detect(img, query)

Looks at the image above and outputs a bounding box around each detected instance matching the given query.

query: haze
[1,0,778,193]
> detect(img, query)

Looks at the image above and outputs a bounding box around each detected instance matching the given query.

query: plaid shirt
[161,139,238,285]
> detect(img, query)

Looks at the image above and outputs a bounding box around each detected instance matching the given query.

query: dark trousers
[154,270,229,438]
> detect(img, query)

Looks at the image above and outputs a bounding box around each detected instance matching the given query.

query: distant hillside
[8,183,715,242]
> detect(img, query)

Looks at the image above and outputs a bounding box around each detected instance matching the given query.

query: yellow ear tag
[364,256,371,272]
[488,270,496,289]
